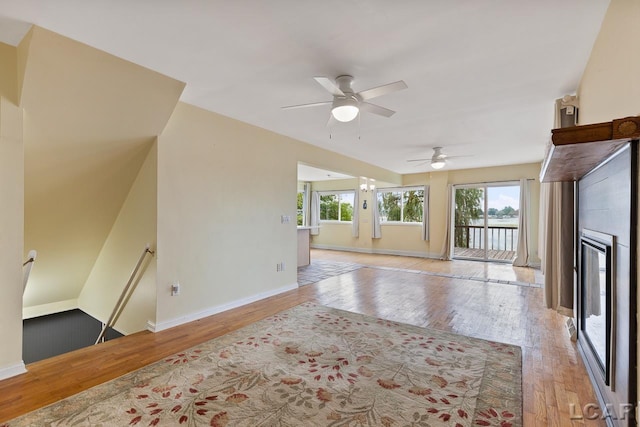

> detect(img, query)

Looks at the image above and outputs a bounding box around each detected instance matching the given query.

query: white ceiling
[0,1,610,174]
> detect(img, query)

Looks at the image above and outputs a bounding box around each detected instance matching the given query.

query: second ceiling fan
[407,147,465,170]
[282,75,407,124]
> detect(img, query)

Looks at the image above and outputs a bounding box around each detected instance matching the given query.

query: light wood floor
[0,249,603,426]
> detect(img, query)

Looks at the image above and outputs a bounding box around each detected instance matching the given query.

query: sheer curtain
[372,189,382,238]
[513,178,530,266]
[440,184,453,260]
[310,191,320,236]
[352,190,360,237]
[539,181,574,316]
[421,185,430,241]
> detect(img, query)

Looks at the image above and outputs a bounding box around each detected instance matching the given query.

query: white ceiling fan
[282,75,407,124]
[407,147,465,170]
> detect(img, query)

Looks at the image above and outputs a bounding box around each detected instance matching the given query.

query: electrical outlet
[281,215,290,224]
[171,282,180,296]
[276,262,286,272]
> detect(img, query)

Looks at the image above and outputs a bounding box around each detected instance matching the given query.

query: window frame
[318,190,355,223]
[376,186,424,225]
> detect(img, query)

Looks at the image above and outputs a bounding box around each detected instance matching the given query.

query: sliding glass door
[452,182,520,262]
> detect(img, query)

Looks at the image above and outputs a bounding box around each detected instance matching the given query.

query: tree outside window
[297,191,304,226]
[319,192,354,222]
[377,187,424,223]
[454,188,483,247]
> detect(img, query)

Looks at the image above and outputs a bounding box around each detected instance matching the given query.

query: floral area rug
[5,303,522,426]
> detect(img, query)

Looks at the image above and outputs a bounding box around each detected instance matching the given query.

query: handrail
[454,225,518,252]
[95,245,155,344]
[23,250,37,293]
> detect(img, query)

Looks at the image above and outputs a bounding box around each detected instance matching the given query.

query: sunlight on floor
[300,249,543,288]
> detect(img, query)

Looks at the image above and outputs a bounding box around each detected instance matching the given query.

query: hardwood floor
[0,249,603,426]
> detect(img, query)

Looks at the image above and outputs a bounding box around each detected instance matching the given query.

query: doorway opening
[452,182,520,262]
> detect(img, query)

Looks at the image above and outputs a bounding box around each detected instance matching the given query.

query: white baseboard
[310,244,442,259]
[150,282,299,333]
[0,361,26,380]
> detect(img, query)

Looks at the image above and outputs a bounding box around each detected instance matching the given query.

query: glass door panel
[453,187,485,259]
[486,186,519,262]
[452,183,520,262]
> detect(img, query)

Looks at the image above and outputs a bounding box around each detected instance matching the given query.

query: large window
[320,191,355,222]
[377,187,424,223]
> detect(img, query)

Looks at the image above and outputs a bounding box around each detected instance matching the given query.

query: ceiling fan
[407,147,462,170]
[282,75,407,123]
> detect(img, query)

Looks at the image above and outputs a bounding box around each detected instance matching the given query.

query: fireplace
[576,142,636,426]
[543,119,637,426]
[579,229,614,386]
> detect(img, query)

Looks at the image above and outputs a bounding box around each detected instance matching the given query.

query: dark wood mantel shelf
[540,116,640,182]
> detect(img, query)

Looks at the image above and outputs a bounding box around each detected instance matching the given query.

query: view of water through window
[454,184,520,261]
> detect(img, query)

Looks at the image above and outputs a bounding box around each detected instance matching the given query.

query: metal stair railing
[23,249,37,293]
[95,244,155,344]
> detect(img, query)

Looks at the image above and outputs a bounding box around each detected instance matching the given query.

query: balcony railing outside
[454,225,518,261]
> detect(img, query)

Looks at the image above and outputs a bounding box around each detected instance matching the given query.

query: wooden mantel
[540,115,640,182]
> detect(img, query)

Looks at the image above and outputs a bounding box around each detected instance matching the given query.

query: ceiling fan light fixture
[431,159,445,169]
[331,98,359,122]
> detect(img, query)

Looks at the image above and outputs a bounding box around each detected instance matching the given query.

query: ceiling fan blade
[408,160,429,167]
[359,102,395,118]
[281,101,332,110]
[314,77,345,96]
[358,80,407,100]
[407,158,430,162]
[444,154,472,159]
[326,114,336,127]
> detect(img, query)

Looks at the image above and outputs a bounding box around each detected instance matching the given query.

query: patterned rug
[4,303,522,426]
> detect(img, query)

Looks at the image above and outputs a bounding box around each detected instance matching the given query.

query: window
[377,187,424,223]
[297,191,304,226]
[319,191,355,222]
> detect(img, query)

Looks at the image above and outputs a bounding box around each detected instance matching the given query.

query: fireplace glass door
[580,232,613,385]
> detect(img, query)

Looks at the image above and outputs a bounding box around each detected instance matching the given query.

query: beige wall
[156,102,299,329]
[578,0,640,125]
[0,41,25,379]
[309,163,541,262]
[154,103,403,330]
[0,96,25,379]
[0,42,18,105]
[576,0,640,409]
[78,142,158,335]
[21,27,183,316]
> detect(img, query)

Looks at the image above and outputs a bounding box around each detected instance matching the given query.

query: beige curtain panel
[539,181,574,317]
